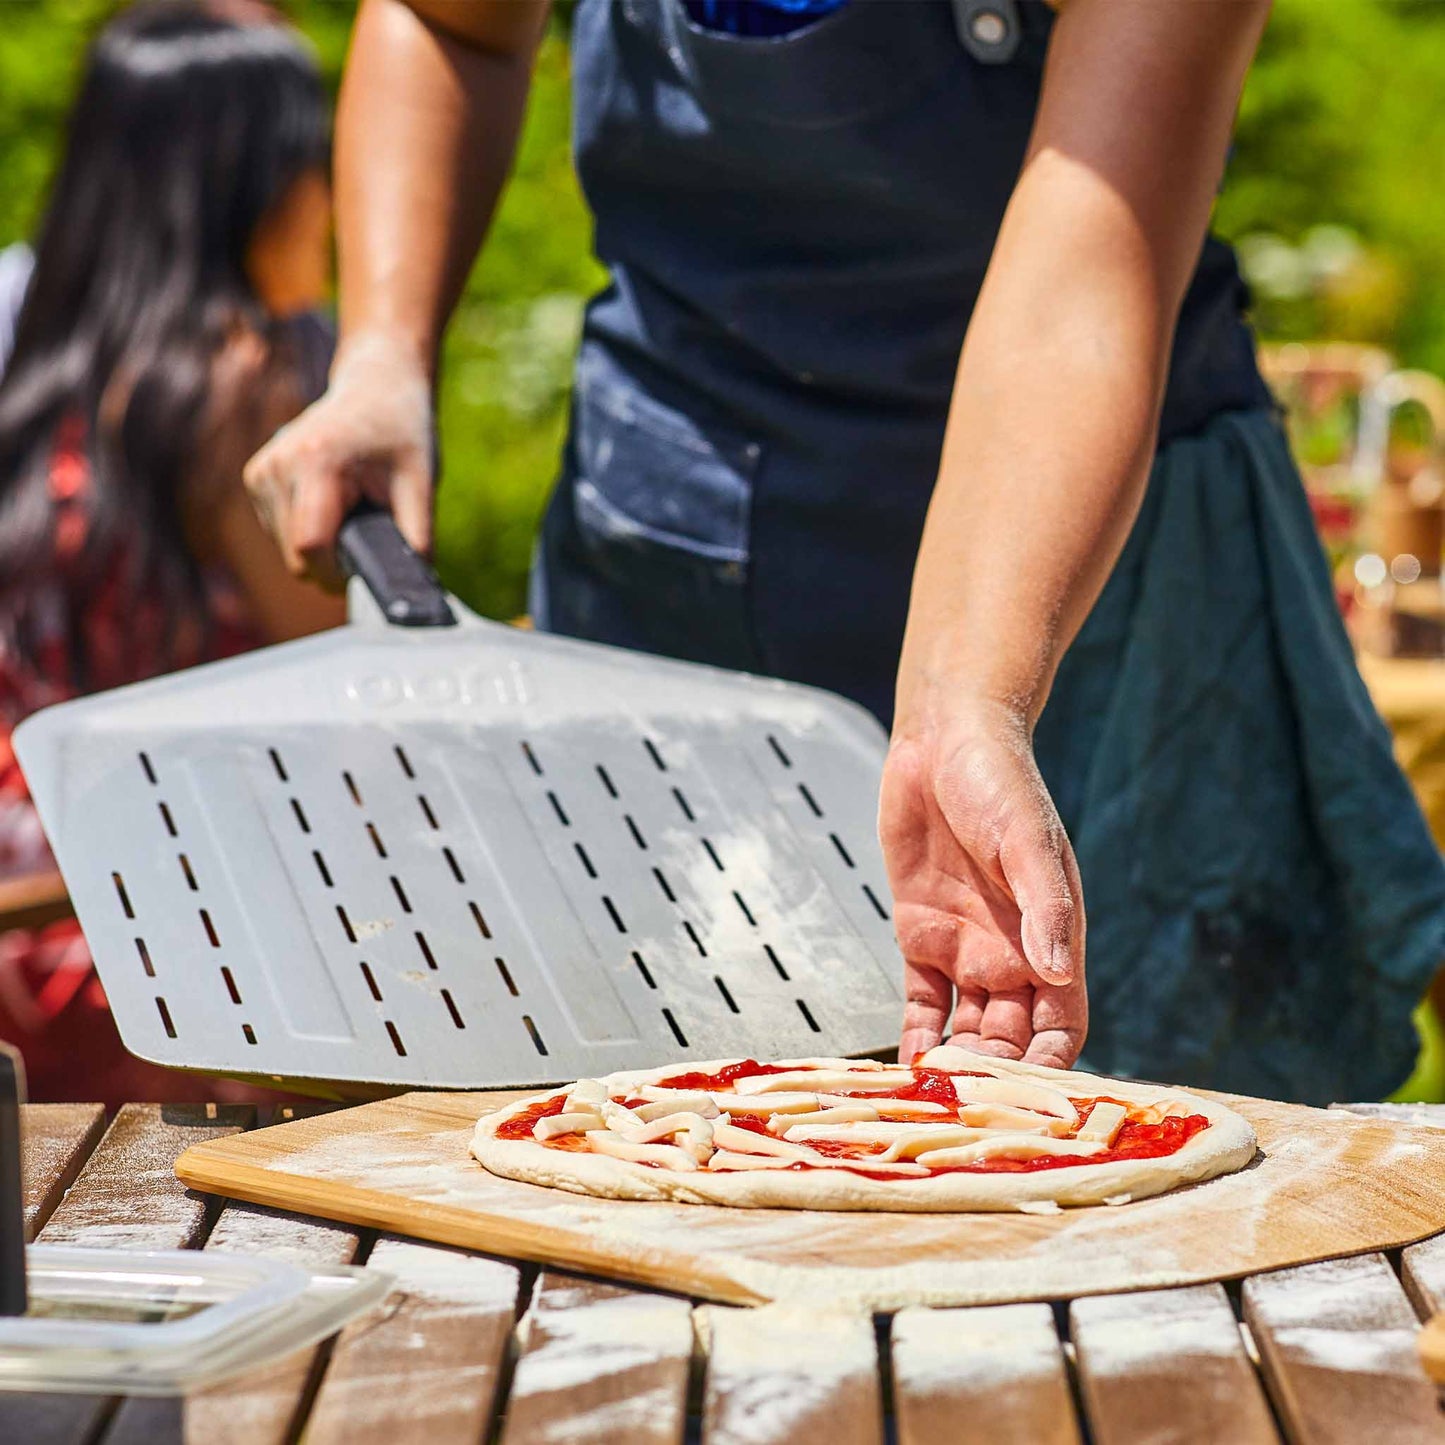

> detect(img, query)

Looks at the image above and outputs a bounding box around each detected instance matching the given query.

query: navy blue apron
[531,0,1445,1101]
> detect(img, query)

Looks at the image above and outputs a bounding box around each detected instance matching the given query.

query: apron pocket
[569,359,764,668]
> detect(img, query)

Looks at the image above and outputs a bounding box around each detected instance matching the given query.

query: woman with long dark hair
[0,0,344,1104]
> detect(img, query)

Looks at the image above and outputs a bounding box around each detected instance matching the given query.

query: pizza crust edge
[469,1053,1258,1212]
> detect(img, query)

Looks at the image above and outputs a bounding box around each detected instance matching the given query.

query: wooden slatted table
[11,1100,1445,1444]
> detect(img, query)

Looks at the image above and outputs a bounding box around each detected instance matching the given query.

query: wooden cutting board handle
[1419,1311,1445,1384]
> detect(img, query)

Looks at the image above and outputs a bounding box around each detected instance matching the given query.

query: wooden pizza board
[175,1089,1445,1311]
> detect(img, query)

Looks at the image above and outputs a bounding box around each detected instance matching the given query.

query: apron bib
[534,0,1271,721]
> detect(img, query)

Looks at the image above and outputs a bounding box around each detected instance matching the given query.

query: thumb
[899,961,952,1066]
[998,811,1083,987]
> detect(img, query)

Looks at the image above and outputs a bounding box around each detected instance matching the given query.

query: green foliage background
[1,0,1443,618]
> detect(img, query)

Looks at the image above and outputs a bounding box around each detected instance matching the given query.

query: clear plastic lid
[0,1245,391,1395]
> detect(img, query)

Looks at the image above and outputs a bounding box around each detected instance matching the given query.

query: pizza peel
[14,512,903,1093]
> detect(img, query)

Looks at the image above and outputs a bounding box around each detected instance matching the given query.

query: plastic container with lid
[0,1244,391,1395]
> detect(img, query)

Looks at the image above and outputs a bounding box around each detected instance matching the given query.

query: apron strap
[951,0,1021,63]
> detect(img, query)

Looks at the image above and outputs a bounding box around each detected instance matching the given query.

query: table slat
[1243,1254,1445,1445]
[702,1305,882,1445]
[4,1104,251,1445]
[891,1303,1080,1445]
[502,1272,693,1445]
[37,1103,252,1249]
[1403,1232,1445,1320]
[304,1236,519,1445]
[103,1203,363,1445]
[20,1103,105,1240]
[1072,1284,1277,1445]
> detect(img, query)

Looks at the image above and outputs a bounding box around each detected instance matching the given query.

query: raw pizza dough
[470,1047,1257,1212]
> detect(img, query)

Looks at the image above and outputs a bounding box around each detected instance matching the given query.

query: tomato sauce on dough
[493,1063,1210,1177]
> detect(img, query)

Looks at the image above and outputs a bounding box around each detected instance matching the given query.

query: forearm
[334,0,548,378]
[897,165,1165,732]
[895,0,1269,736]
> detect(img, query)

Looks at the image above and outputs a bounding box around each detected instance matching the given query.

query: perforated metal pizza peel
[15,514,904,1091]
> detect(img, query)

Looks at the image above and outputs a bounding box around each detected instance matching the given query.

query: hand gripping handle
[337,505,456,629]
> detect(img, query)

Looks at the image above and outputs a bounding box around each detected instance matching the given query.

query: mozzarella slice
[585,1130,698,1171]
[782,1122,965,1147]
[840,1099,952,1121]
[809,1157,930,1177]
[621,1111,715,1163]
[533,1111,605,1141]
[916,1135,1107,1167]
[730,1069,915,1095]
[634,1094,721,1122]
[712,1092,822,1117]
[877,1127,998,1162]
[712,1122,822,1160]
[951,1076,1079,1123]
[956,1103,1071,1137]
[566,1079,608,1109]
[766,1104,879,1135]
[705,1151,928,1178]
[915,1045,1010,1075]
[602,1101,646,1130]
[706,1150,797,1172]
[1076,1101,1128,1146]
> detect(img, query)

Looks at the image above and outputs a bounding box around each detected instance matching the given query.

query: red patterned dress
[0,417,268,1104]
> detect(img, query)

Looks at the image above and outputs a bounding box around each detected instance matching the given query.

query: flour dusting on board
[199,1092,1445,1312]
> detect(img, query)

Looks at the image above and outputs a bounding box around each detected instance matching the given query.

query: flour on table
[701,1304,876,1443]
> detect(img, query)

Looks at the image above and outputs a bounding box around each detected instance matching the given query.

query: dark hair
[0,0,328,682]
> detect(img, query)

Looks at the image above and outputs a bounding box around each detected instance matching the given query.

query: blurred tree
[0,0,1441,615]
[1218,0,1445,374]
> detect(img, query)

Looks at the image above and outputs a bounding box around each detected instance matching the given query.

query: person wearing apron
[247,0,1445,1104]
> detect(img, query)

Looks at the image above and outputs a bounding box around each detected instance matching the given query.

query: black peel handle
[337,506,456,629]
[0,1044,25,1316]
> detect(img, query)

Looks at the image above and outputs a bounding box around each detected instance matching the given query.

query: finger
[950,984,987,1042]
[246,467,280,548]
[970,1036,1026,1060]
[243,451,283,539]
[998,817,1082,986]
[939,1028,1023,1062]
[1023,976,1088,1069]
[1021,1029,1081,1070]
[291,470,352,588]
[899,961,953,1066]
[241,447,271,517]
[977,987,1033,1056]
[949,986,1026,1055]
[262,475,302,575]
[390,458,434,559]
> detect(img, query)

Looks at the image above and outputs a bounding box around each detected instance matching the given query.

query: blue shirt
[683,0,847,37]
